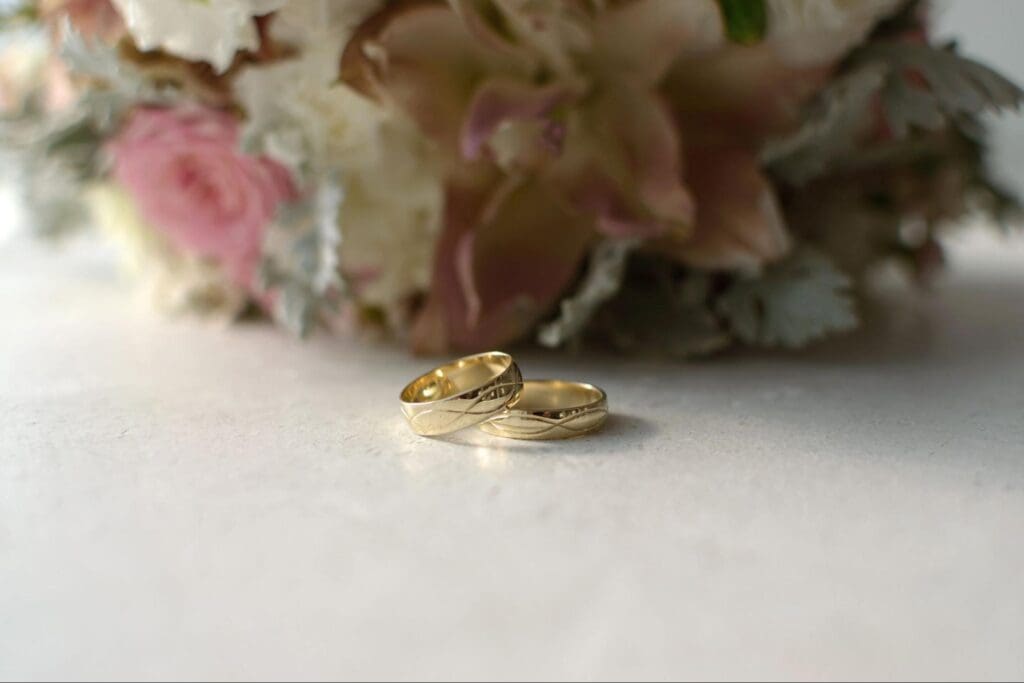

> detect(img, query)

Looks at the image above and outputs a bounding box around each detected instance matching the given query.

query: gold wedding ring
[480,379,608,440]
[400,352,523,436]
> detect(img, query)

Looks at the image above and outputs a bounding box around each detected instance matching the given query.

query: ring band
[479,379,608,440]
[400,352,523,436]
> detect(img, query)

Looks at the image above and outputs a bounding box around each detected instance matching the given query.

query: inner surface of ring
[508,380,602,413]
[402,354,510,403]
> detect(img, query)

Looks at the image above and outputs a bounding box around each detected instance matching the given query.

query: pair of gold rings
[400,352,608,440]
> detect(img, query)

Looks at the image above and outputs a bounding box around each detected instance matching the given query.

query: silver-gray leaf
[716,249,858,348]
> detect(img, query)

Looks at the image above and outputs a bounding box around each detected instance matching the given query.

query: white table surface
[1,227,1023,681]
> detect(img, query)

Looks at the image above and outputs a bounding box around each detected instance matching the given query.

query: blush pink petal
[550,85,694,240]
[412,178,593,354]
[109,106,297,287]
[460,79,572,160]
[668,147,791,270]
[342,2,525,155]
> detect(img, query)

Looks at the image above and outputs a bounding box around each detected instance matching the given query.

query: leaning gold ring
[479,379,608,440]
[400,351,523,436]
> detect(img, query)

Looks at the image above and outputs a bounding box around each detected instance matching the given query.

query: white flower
[767,0,904,66]
[236,55,443,319]
[235,0,388,175]
[335,113,443,315]
[110,0,287,73]
[268,0,382,83]
[237,62,385,176]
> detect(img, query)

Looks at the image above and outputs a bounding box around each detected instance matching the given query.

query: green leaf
[717,0,766,45]
[716,249,858,348]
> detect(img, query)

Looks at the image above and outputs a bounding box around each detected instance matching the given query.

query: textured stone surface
[1,228,1022,680]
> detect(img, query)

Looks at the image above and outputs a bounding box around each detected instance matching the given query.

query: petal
[591,0,724,85]
[453,230,481,328]
[448,0,541,67]
[340,1,523,153]
[412,176,594,353]
[111,0,285,73]
[550,84,694,239]
[456,0,590,82]
[665,44,831,143]
[666,148,791,270]
[460,78,572,160]
[609,86,695,233]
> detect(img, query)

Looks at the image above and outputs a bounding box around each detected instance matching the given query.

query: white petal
[111,0,288,73]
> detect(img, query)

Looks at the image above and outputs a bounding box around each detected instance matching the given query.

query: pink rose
[109,106,296,285]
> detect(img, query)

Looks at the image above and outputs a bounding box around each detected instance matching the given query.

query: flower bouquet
[2,0,1021,355]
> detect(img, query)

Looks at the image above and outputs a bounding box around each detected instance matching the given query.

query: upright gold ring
[400,351,523,436]
[480,379,608,440]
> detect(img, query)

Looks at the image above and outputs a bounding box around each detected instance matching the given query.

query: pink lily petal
[667,147,791,270]
[666,44,832,144]
[341,1,526,155]
[551,84,694,239]
[591,0,724,86]
[460,78,572,160]
[412,177,593,353]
